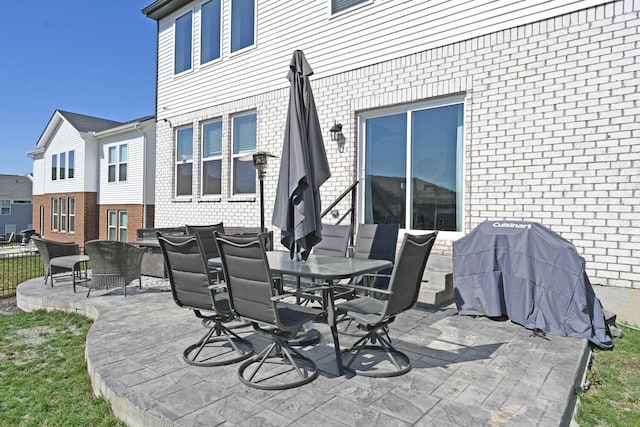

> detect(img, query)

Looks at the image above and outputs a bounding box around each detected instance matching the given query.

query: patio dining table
[210,251,392,375]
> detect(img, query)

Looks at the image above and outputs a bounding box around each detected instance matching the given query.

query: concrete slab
[16,275,591,427]
[593,284,640,328]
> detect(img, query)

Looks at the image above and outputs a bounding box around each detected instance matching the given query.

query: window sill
[229,195,256,203]
[198,196,222,203]
[172,197,193,203]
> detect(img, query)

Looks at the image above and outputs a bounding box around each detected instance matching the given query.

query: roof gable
[57,110,123,133]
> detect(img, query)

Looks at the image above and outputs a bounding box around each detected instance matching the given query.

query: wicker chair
[31,236,82,286]
[85,240,145,297]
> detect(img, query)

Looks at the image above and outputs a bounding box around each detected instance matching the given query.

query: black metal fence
[0,248,45,297]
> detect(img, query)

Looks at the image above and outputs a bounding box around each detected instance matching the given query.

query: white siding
[31,154,45,195]
[99,132,146,205]
[44,120,98,193]
[143,124,157,205]
[155,0,610,119]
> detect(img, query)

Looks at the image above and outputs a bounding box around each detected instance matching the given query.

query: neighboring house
[28,110,156,246]
[0,174,33,240]
[143,0,639,289]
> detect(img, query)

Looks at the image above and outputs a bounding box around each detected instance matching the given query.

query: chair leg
[183,320,253,367]
[238,335,319,390]
[342,330,411,378]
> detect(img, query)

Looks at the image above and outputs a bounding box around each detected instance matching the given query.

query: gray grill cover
[453,221,612,349]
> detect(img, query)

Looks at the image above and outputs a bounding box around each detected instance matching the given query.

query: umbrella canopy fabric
[272,50,331,260]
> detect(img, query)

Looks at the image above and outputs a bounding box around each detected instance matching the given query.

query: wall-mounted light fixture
[329,121,345,153]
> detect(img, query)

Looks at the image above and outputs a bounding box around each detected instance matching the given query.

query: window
[176,126,194,196]
[52,154,57,181]
[119,144,128,181]
[232,112,256,194]
[107,210,117,240]
[108,144,127,183]
[60,198,67,232]
[331,0,367,14]
[231,0,255,53]
[0,200,10,215]
[68,198,75,232]
[202,119,222,196]
[118,211,128,242]
[59,152,66,180]
[175,11,193,74]
[52,198,58,231]
[361,99,464,231]
[201,0,222,64]
[68,150,75,179]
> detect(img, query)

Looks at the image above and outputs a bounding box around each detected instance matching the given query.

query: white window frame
[51,154,58,181]
[200,0,222,65]
[107,210,117,240]
[51,198,58,231]
[68,150,75,179]
[68,197,75,233]
[231,111,257,196]
[230,0,256,55]
[118,211,128,242]
[329,0,371,16]
[0,200,10,215]
[59,197,67,232]
[201,118,223,197]
[357,95,465,237]
[107,144,128,183]
[175,125,194,197]
[174,10,194,75]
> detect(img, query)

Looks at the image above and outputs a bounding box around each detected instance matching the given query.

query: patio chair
[313,223,353,257]
[31,236,81,286]
[337,231,437,377]
[157,234,253,367]
[215,232,325,390]
[185,223,225,277]
[84,240,145,297]
[339,223,399,334]
[0,232,15,246]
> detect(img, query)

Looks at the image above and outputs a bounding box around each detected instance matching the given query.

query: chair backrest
[157,234,219,312]
[85,240,144,275]
[185,223,225,259]
[383,232,438,318]
[313,223,353,257]
[214,233,277,326]
[31,236,79,264]
[352,223,399,287]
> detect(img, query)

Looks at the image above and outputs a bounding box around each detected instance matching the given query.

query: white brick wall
[155,0,640,288]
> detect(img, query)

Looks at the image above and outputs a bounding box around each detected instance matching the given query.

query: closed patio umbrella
[272,50,331,260]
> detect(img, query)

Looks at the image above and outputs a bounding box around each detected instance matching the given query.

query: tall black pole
[259,177,265,233]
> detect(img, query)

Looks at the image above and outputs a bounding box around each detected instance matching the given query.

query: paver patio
[16,275,589,426]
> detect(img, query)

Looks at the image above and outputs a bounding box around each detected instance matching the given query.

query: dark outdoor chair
[157,233,253,367]
[339,223,399,334]
[312,223,353,257]
[0,232,15,246]
[337,232,437,377]
[31,236,81,286]
[84,240,145,297]
[186,223,225,277]
[215,232,325,390]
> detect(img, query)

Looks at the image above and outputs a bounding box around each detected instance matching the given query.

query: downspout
[139,125,148,229]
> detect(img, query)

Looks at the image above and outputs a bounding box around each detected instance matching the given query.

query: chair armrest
[348,284,393,295]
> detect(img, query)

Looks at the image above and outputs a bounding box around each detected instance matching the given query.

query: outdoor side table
[49,254,90,292]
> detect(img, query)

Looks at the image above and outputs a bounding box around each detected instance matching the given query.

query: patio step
[418,254,454,308]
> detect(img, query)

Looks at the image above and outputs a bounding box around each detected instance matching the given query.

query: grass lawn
[576,327,640,427]
[0,310,125,427]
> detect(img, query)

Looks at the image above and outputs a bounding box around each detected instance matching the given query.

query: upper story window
[51,154,58,181]
[201,0,222,64]
[108,144,128,183]
[175,11,193,74]
[202,119,223,196]
[231,0,255,53]
[68,150,75,179]
[232,112,256,195]
[331,0,367,14]
[176,126,194,197]
[0,200,10,215]
[59,152,66,180]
